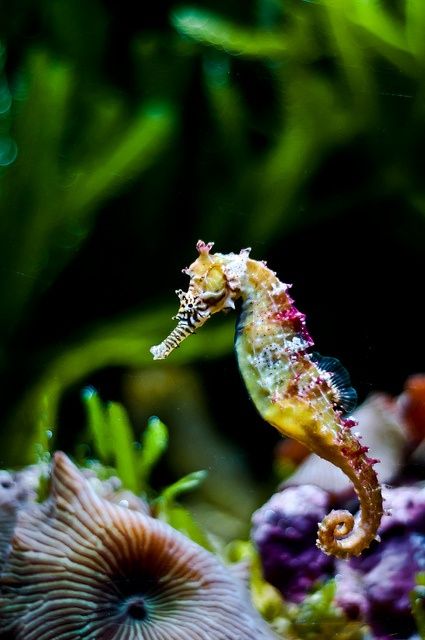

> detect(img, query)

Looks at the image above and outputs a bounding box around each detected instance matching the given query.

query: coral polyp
[0,452,277,639]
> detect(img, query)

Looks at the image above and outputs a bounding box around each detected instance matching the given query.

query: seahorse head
[150,240,248,360]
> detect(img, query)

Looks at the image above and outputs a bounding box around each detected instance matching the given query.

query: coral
[0,463,47,571]
[251,477,425,638]
[335,485,425,640]
[251,485,334,602]
[0,452,277,640]
[337,534,425,640]
[398,374,425,445]
[0,470,25,572]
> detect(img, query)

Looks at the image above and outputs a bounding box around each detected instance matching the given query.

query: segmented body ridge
[237,259,335,422]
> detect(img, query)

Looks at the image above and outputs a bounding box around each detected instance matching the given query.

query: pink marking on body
[273,305,313,345]
[367,458,380,466]
[340,444,374,474]
[274,306,306,324]
[342,417,357,429]
[352,446,370,457]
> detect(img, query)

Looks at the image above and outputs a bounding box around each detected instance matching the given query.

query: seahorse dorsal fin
[311,352,358,414]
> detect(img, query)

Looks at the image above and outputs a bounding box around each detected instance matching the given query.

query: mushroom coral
[251,484,334,602]
[0,452,277,640]
[0,469,32,573]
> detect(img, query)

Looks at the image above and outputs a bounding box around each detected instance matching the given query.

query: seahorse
[150,241,383,558]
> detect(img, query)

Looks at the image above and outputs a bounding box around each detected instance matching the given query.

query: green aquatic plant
[153,470,212,550]
[411,573,425,640]
[122,365,264,539]
[0,49,175,340]
[3,305,233,465]
[291,581,364,640]
[171,0,425,242]
[82,388,211,548]
[82,386,169,494]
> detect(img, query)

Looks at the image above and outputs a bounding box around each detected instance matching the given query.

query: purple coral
[335,485,425,640]
[251,484,334,602]
[252,482,425,639]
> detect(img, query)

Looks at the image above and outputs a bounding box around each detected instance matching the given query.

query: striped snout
[150,295,210,360]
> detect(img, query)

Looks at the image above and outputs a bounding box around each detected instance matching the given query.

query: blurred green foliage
[82,387,169,493]
[0,0,424,466]
[81,387,212,548]
[291,580,364,640]
[411,572,425,639]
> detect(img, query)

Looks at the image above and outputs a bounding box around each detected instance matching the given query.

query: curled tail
[315,430,383,559]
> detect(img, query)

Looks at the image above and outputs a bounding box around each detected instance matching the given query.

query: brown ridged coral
[0,452,277,640]
[0,468,33,574]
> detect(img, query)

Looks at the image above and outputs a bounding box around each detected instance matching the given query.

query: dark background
[0,1,424,485]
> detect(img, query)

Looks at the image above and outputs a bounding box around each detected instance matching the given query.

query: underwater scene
[1,1,425,638]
